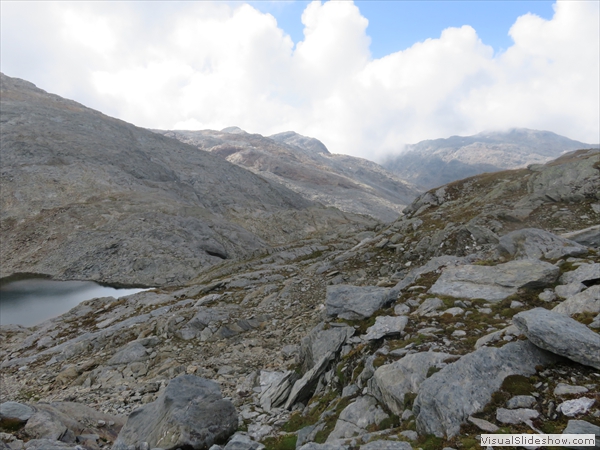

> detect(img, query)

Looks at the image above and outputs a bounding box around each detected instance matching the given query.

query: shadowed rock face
[154,128,421,223]
[0,73,374,286]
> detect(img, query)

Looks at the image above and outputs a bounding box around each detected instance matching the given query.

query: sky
[1,1,598,161]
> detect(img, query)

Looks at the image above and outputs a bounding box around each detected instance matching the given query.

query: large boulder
[498,228,587,260]
[326,285,396,320]
[513,308,600,369]
[429,259,559,302]
[112,375,237,450]
[553,286,600,317]
[368,352,455,415]
[413,341,558,438]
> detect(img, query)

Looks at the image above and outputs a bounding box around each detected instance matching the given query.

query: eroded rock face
[513,308,600,369]
[112,375,237,450]
[413,341,559,438]
[429,259,560,302]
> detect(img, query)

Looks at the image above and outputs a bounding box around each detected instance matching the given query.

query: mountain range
[153,127,420,223]
[383,128,599,190]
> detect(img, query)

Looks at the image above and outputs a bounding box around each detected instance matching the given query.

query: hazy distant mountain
[383,128,598,190]
[0,73,373,286]
[155,128,421,222]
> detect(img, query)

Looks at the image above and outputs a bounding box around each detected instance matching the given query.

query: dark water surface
[0,278,146,327]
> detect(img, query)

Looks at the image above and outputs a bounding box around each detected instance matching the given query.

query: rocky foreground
[1,149,599,449]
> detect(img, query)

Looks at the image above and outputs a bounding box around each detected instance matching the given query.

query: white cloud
[1,1,598,160]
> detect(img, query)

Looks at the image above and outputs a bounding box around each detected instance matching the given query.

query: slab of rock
[558,398,596,417]
[368,352,454,416]
[553,286,600,317]
[513,307,600,369]
[556,282,586,299]
[563,420,600,450]
[554,384,589,396]
[413,340,558,438]
[326,285,396,320]
[113,375,237,450]
[0,402,34,423]
[468,416,499,432]
[496,408,539,424]
[300,323,354,372]
[429,260,559,302]
[285,355,331,409]
[560,263,600,285]
[498,228,587,260]
[326,396,388,442]
[258,370,296,411]
[412,298,444,317]
[506,395,536,409]
[363,316,408,341]
[561,225,600,248]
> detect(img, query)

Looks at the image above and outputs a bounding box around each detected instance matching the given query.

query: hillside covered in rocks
[154,128,420,223]
[0,73,375,287]
[1,146,599,450]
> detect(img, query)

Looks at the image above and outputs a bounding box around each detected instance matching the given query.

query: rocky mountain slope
[0,73,375,287]
[1,148,598,450]
[154,128,420,223]
[383,128,598,190]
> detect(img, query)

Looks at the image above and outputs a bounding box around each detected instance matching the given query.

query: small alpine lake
[0,277,147,327]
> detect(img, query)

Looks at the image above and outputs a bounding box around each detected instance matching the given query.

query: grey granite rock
[258,370,296,411]
[429,260,559,302]
[506,395,536,409]
[368,352,454,416]
[0,402,34,423]
[563,420,600,450]
[561,225,600,248]
[558,398,596,417]
[112,375,237,450]
[496,408,539,424]
[498,228,587,260]
[285,355,332,409]
[555,282,587,299]
[413,341,558,438]
[554,384,589,396]
[326,396,388,442]
[560,263,600,285]
[513,308,600,369]
[223,432,265,450]
[553,286,600,317]
[360,441,412,450]
[326,285,396,320]
[468,416,499,432]
[412,298,444,317]
[363,316,408,341]
[300,323,354,372]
